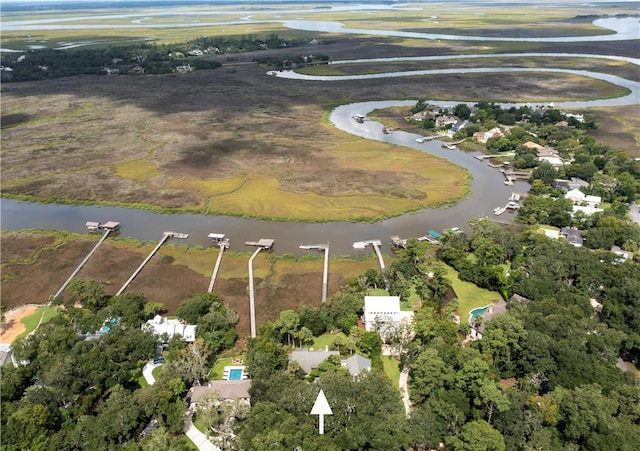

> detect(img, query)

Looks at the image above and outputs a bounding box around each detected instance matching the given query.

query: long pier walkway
[207,247,225,294]
[353,239,388,289]
[247,247,262,338]
[300,243,329,302]
[372,241,386,272]
[245,239,274,338]
[115,231,188,296]
[53,229,111,301]
[207,238,229,294]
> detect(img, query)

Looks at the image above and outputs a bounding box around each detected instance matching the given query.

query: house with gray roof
[289,349,339,374]
[560,227,584,247]
[189,380,252,406]
[340,354,372,377]
[468,299,508,341]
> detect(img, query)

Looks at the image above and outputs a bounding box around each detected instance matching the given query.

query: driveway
[630,202,640,226]
[142,361,162,386]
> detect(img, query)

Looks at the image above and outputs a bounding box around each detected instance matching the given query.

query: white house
[564,189,601,208]
[143,315,197,342]
[363,296,413,336]
[572,205,604,216]
[473,127,503,144]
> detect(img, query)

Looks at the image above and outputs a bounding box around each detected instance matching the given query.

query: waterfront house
[143,315,196,342]
[565,189,601,208]
[553,177,589,192]
[473,127,504,143]
[435,115,456,127]
[363,296,413,338]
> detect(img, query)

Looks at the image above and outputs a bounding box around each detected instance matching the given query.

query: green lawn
[311,332,346,351]
[443,264,503,322]
[382,355,401,391]
[400,286,422,311]
[209,355,245,380]
[15,306,60,341]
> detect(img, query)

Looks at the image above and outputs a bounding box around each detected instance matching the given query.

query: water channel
[2,14,639,255]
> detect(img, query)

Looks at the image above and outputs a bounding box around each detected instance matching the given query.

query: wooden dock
[115,231,188,296]
[416,135,438,143]
[247,247,261,338]
[207,234,229,294]
[300,243,330,302]
[53,229,112,301]
[245,238,274,337]
[244,238,274,250]
[353,239,388,289]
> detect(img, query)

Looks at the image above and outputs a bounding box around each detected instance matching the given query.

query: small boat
[493,206,506,216]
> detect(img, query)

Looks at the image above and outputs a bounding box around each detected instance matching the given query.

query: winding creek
[2,15,639,255]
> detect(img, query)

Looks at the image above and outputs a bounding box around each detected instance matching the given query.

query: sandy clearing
[0,304,40,344]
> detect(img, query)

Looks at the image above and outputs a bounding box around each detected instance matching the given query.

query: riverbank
[0,230,389,336]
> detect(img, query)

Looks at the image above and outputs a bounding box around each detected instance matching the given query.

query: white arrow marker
[310,389,333,435]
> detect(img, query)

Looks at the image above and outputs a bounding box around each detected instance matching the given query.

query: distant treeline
[0,33,330,82]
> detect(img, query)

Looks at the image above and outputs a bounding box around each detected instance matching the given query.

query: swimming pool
[229,368,244,381]
[469,306,488,324]
[100,317,120,333]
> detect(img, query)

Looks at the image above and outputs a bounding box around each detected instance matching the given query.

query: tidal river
[3,45,639,255]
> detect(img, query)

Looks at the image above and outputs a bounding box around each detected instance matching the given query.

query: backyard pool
[223,366,246,381]
[229,369,243,381]
[469,306,489,324]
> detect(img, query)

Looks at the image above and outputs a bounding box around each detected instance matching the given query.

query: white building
[572,205,604,216]
[363,296,413,335]
[565,189,601,208]
[143,315,197,342]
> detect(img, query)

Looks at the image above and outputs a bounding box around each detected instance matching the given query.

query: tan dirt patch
[1,305,39,344]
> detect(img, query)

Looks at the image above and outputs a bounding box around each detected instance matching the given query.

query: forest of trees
[2,223,639,449]
[236,235,640,450]
[1,290,237,450]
